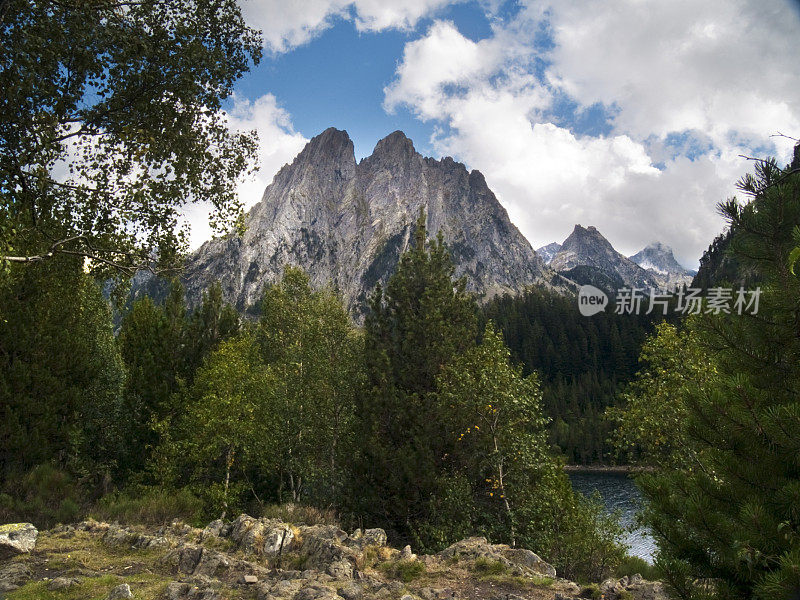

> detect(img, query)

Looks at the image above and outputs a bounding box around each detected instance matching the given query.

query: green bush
[0,464,83,528]
[473,557,509,576]
[379,559,427,582]
[615,554,660,581]
[92,487,203,526]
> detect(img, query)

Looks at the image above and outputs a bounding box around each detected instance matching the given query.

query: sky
[185,0,800,269]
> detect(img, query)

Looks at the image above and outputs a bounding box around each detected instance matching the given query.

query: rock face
[182,128,561,317]
[0,523,37,560]
[438,537,557,579]
[551,225,660,291]
[536,242,561,265]
[629,242,695,289]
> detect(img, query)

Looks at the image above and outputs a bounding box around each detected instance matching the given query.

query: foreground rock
[439,537,557,579]
[0,516,668,600]
[0,523,37,559]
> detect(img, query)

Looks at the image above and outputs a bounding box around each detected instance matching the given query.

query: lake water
[568,471,657,562]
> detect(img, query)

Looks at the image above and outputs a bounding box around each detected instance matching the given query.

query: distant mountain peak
[550,225,659,290]
[629,242,694,288]
[536,242,561,265]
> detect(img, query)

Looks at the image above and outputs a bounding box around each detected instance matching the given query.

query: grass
[90,487,203,526]
[581,583,603,599]
[378,558,427,582]
[259,503,338,526]
[472,557,508,576]
[5,573,169,600]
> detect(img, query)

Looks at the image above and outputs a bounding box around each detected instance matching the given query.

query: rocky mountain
[182,128,565,317]
[536,242,561,264]
[550,225,660,291]
[629,242,695,289]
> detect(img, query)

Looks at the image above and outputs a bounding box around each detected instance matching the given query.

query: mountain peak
[297,127,355,164]
[629,242,694,288]
[371,130,416,159]
[551,225,658,290]
[182,127,560,316]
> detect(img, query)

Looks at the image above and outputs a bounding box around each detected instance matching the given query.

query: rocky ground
[0,516,668,600]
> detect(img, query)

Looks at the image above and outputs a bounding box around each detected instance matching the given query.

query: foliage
[91,487,203,526]
[0,259,125,485]
[624,155,800,599]
[118,281,239,477]
[607,321,716,467]
[178,334,269,519]
[0,464,82,528]
[482,288,662,463]
[256,266,362,506]
[0,0,261,275]
[352,210,478,547]
[615,554,662,581]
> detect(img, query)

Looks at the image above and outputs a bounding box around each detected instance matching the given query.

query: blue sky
[185,0,800,269]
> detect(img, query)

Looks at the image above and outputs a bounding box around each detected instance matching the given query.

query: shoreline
[563,464,655,474]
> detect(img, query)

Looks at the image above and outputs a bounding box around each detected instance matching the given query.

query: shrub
[615,554,660,581]
[260,503,338,526]
[379,559,427,582]
[0,464,83,527]
[473,557,509,576]
[92,487,203,526]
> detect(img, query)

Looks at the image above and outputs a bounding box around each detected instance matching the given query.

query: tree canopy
[0,0,261,276]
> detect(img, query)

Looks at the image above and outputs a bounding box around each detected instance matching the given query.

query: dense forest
[482,289,664,463]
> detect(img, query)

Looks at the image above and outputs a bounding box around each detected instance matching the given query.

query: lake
[568,471,656,562]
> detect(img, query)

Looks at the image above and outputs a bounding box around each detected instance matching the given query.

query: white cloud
[538,0,800,157]
[383,2,800,267]
[183,94,308,249]
[239,0,457,53]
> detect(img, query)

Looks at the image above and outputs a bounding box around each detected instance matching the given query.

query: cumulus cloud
[239,0,457,53]
[183,94,308,249]
[383,1,800,267]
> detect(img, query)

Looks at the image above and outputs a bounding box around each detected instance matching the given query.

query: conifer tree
[354,210,478,548]
[627,155,800,599]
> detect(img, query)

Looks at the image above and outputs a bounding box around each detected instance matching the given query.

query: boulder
[107,582,133,599]
[165,581,223,600]
[49,576,80,590]
[0,523,37,559]
[294,584,340,600]
[438,537,557,579]
[0,562,32,593]
[598,575,670,600]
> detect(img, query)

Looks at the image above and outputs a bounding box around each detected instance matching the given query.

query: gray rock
[201,519,225,539]
[438,536,556,579]
[107,583,133,599]
[48,576,80,590]
[0,562,32,592]
[293,584,339,600]
[0,523,37,559]
[176,128,566,319]
[336,582,363,600]
[326,558,353,579]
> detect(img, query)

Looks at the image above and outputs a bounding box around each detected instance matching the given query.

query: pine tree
[353,210,477,548]
[631,155,800,599]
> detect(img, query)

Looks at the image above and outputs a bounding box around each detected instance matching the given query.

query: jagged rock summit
[184,128,562,316]
[536,242,561,265]
[629,242,695,289]
[550,225,660,291]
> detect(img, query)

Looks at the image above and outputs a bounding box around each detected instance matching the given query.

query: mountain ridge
[181,128,568,316]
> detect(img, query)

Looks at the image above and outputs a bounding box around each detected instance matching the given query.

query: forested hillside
[482,290,666,463]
